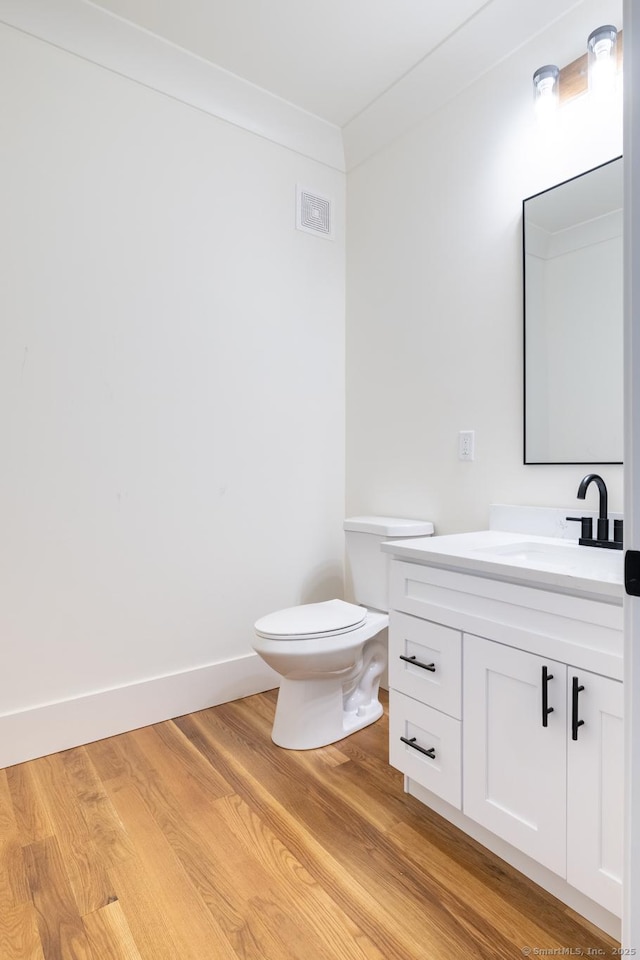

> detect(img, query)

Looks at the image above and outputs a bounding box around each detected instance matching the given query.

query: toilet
[253,516,434,749]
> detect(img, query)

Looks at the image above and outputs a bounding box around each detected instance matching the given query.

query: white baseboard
[0,654,279,769]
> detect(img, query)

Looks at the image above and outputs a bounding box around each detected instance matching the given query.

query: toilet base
[270,639,386,750]
[343,698,384,735]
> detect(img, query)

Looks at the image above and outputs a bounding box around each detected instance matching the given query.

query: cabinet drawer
[389,611,462,718]
[389,689,461,809]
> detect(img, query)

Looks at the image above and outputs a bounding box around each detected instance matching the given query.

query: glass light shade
[533,65,560,120]
[587,25,618,98]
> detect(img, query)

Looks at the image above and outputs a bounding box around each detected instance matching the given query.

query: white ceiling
[89,0,499,127]
[0,0,623,170]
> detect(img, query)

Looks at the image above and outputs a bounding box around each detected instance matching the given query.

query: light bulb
[533,65,559,121]
[588,25,618,99]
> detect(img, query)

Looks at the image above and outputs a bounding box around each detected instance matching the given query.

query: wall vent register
[296,186,333,239]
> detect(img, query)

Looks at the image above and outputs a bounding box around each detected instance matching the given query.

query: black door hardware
[625,550,640,596]
[400,736,436,759]
[399,654,436,672]
[571,676,585,741]
[541,665,554,727]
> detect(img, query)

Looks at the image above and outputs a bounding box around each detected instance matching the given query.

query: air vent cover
[296,186,334,240]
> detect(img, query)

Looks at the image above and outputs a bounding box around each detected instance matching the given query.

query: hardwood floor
[0,690,619,960]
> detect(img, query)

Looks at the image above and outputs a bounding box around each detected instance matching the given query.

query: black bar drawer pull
[399,654,436,673]
[572,676,585,741]
[542,665,554,727]
[400,736,436,759]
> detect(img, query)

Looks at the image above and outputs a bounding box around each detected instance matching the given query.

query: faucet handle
[566,516,593,540]
[614,518,623,544]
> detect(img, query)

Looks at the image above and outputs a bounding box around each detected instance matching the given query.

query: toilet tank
[344,516,434,612]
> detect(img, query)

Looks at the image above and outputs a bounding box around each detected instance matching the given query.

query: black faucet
[577,474,609,541]
[566,474,623,550]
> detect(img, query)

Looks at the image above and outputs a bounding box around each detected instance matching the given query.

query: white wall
[0,23,345,754]
[346,0,623,533]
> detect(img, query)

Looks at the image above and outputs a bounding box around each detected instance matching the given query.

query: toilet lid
[254,599,367,640]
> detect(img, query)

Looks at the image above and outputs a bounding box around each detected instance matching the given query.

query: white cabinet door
[463,635,567,876]
[567,668,623,917]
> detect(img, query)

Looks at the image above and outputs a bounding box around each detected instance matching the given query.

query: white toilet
[253,516,434,749]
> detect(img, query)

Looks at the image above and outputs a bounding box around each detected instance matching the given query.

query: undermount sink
[469,539,623,580]
[473,541,578,561]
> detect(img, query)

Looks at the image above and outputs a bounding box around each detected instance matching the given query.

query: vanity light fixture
[587,24,618,98]
[532,24,621,114]
[533,64,560,119]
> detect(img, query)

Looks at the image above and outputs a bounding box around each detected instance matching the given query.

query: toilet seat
[255,599,367,641]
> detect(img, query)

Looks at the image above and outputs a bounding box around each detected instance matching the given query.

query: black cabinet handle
[572,676,585,740]
[542,665,554,727]
[399,654,436,673]
[400,736,436,759]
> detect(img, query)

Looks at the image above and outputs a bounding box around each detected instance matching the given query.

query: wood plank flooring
[0,690,620,960]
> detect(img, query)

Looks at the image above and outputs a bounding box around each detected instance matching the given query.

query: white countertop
[382,530,624,602]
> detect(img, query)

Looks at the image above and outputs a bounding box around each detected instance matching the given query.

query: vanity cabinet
[464,638,623,913]
[386,555,624,925]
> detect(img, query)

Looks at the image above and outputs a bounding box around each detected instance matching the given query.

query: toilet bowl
[253,517,434,750]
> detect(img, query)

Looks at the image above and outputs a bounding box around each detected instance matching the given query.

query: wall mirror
[523,156,623,464]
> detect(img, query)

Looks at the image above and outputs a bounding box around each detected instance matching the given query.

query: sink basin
[472,541,623,581]
[473,541,576,562]
[470,539,623,582]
